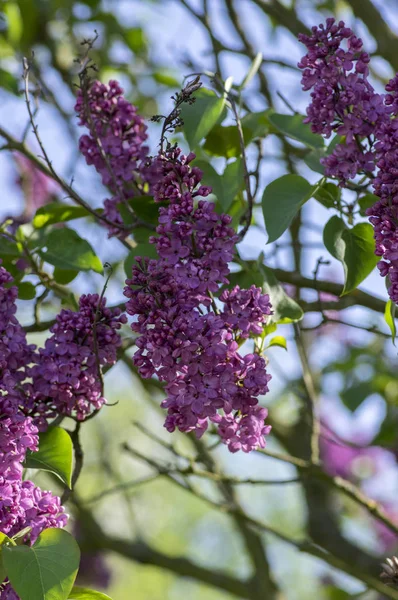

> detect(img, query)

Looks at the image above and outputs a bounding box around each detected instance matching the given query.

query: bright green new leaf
[323,216,378,295]
[385,300,397,346]
[267,336,287,350]
[267,113,324,148]
[68,588,112,600]
[38,229,103,274]
[124,243,158,278]
[33,204,89,228]
[180,88,225,148]
[152,71,180,87]
[16,281,36,300]
[4,2,23,45]
[262,174,314,243]
[3,528,80,600]
[25,427,73,488]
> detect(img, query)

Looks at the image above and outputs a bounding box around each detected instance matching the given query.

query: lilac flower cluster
[75,80,153,238]
[0,264,67,599]
[124,149,272,452]
[299,19,398,303]
[298,18,384,183]
[367,78,398,302]
[30,294,127,423]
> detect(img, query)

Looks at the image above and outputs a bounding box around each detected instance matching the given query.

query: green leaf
[340,382,372,411]
[262,174,314,243]
[241,112,269,140]
[240,52,263,90]
[68,588,112,600]
[194,159,243,211]
[152,71,180,87]
[180,88,226,148]
[323,217,378,295]
[323,587,351,600]
[124,27,147,56]
[0,69,19,94]
[267,336,287,350]
[267,113,324,148]
[124,243,158,278]
[303,147,326,174]
[25,427,73,488]
[313,182,341,209]
[0,532,12,584]
[53,268,79,285]
[385,300,397,346]
[16,281,36,300]
[33,204,89,228]
[358,193,378,216]
[3,528,80,600]
[203,125,242,158]
[38,229,102,274]
[122,196,164,226]
[260,265,304,323]
[4,2,23,45]
[0,235,21,257]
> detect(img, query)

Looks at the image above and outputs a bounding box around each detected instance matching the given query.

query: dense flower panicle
[0,264,68,600]
[366,77,398,303]
[31,293,127,422]
[75,80,149,193]
[125,149,273,452]
[299,20,398,303]
[298,18,385,183]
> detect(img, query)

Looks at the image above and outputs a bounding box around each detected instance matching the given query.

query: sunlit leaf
[38,229,103,274]
[24,427,73,488]
[3,528,80,600]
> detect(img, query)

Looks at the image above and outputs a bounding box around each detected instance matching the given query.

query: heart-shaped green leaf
[323,216,378,295]
[262,174,314,243]
[38,229,102,274]
[3,528,80,600]
[24,427,73,488]
[180,88,226,148]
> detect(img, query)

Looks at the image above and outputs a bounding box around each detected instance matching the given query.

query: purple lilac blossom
[298,19,398,303]
[30,294,127,423]
[124,148,272,452]
[298,18,384,184]
[75,80,155,238]
[0,263,67,600]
